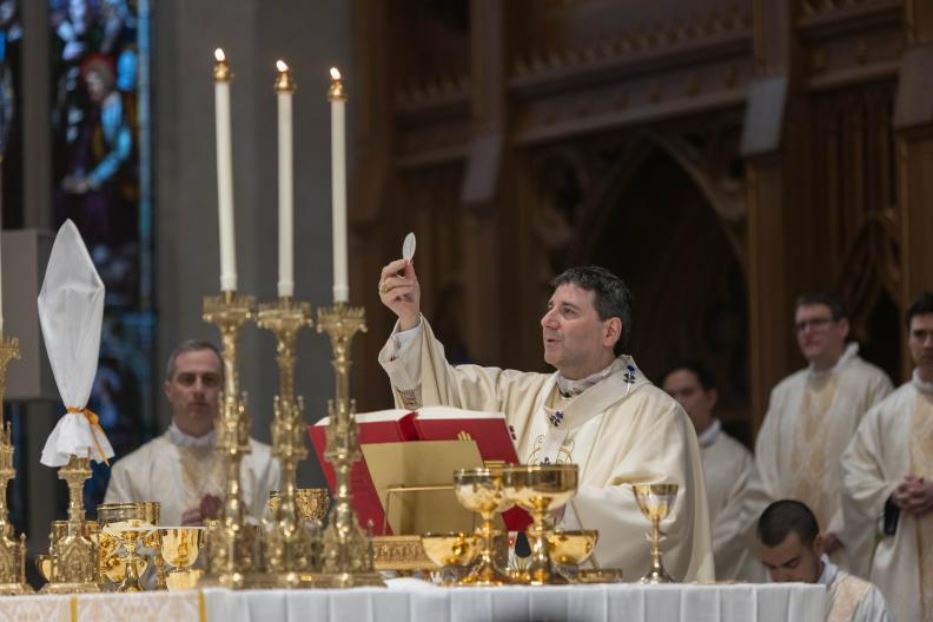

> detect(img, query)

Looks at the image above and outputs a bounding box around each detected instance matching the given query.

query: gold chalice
[633,483,678,584]
[421,532,479,586]
[453,467,514,585]
[97,502,160,591]
[501,464,578,585]
[159,528,204,590]
[268,488,330,522]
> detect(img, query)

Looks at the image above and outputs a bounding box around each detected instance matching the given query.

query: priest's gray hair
[551,266,633,355]
[164,339,224,383]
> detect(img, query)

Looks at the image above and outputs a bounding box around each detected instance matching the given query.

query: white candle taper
[275,60,295,299]
[329,67,348,303]
[213,48,237,292]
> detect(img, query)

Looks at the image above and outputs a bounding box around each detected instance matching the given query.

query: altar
[0,581,826,622]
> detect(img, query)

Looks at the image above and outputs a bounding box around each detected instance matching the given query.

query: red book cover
[308,409,417,535]
[412,407,531,532]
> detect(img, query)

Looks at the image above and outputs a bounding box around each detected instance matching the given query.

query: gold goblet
[421,532,479,586]
[501,464,578,585]
[159,528,204,590]
[268,488,330,522]
[546,529,598,582]
[453,467,514,586]
[633,483,678,584]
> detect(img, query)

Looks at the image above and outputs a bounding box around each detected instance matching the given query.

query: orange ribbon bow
[66,407,110,466]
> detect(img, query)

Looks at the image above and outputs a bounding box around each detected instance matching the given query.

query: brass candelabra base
[316,303,383,588]
[41,457,99,594]
[0,338,30,595]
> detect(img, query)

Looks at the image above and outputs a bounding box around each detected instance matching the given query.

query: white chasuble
[842,379,933,622]
[104,431,280,526]
[698,421,765,581]
[752,344,892,570]
[379,318,714,581]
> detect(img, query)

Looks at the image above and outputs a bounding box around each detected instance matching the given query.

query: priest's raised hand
[379,258,421,331]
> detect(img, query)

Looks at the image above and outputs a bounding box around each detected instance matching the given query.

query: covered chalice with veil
[37,220,115,593]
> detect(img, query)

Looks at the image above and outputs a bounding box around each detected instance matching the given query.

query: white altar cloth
[0,580,826,621]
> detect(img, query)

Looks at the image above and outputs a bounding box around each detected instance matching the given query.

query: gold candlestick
[256,296,316,587]
[315,303,383,588]
[200,291,262,589]
[0,336,31,595]
[41,456,99,593]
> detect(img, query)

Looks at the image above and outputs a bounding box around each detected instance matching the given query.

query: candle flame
[276,60,289,73]
[214,48,226,62]
[330,67,341,81]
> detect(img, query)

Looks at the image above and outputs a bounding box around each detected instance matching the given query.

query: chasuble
[842,377,933,622]
[698,421,765,581]
[104,426,280,525]
[379,318,714,582]
[751,344,892,570]
[819,557,891,622]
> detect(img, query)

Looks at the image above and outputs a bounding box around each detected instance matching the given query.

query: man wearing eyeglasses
[842,292,933,622]
[751,293,892,573]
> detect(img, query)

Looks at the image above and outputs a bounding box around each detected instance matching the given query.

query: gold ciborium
[269,488,330,523]
[159,528,204,590]
[633,483,678,584]
[421,532,479,586]
[501,464,578,585]
[452,467,513,586]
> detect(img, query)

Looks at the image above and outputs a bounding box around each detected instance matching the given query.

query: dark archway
[583,149,751,444]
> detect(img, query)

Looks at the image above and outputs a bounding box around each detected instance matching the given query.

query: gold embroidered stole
[790,373,837,528]
[177,444,225,510]
[826,571,872,622]
[910,390,933,621]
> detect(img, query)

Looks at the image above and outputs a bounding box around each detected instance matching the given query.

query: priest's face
[909,313,933,374]
[794,303,848,368]
[759,532,823,583]
[164,349,223,437]
[661,369,717,434]
[541,283,620,379]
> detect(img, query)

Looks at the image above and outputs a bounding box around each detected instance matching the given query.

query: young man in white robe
[751,293,892,571]
[662,361,764,581]
[377,261,714,581]
[842,292,933,622]
[105,341,279,525]
[758,500,890,622]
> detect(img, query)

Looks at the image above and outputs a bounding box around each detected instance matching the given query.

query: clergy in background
[751,293,892,571]
[757,500,890,622]
[377,261,713,581]
[105,340,279,525]
[662,361,763,581]
[842,292,933,622]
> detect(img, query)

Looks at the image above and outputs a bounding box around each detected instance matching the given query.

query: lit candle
[328,67,348,303]
[213,48,237,293]
[275,60,296,299]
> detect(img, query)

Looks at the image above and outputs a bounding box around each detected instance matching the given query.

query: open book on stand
[309,407,531,535]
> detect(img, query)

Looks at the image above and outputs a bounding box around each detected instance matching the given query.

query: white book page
[314,409,413,427]
[416,406,506,421]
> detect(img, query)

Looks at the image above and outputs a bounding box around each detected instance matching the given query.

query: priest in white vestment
[752,293,892,571]
[757,500,890,622]
[842,293,933,622]
[105,340,279,525]
[377,261,714,581]
[662,361,764,581]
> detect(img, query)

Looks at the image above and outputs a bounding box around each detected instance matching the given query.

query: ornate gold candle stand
[41,456,100,593]
[256,296,316,587]
[315,303,383,588]
[200,291,263,589]
[0,336,30,595]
